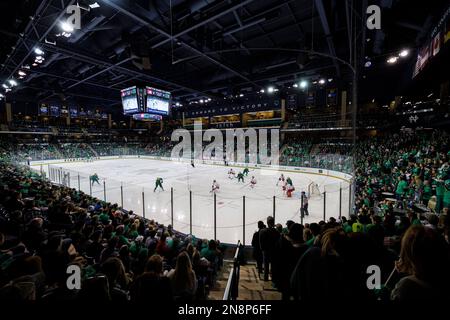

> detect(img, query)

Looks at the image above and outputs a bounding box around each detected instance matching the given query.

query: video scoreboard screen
[121,86,140,114]
[146,86,171,116]
[39,104,48,115]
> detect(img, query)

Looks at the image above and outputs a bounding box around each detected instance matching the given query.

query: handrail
[223,240,241,300]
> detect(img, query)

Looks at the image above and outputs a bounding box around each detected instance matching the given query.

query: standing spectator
[259,216,279,281]
[251,221,265,275]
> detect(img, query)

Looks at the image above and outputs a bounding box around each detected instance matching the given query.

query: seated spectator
[166,252,197,300]
[130,255,173,302]
[391,225,450,300]
[100,257,130,302]
[200,240,219,264]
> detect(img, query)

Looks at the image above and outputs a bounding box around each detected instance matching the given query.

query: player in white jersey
[277,173,285,186]
[228,168,236,179]
[211,180,220,193]
[250,176,257,188]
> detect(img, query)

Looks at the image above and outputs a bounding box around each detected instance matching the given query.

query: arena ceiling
[0,0,448,107]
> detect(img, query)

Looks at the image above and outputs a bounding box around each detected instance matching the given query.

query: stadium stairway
[208,261,281,300]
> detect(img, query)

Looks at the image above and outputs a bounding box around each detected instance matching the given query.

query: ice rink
[37,158,351,244]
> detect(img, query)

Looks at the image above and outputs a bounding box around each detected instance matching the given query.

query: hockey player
[286,176,293,186]
[243,167,250,176]
[250,176,257,188]
[154,177,164,192]
[228,168,236,179]
[277,174,285,186]
[237,172,245,183]
[211,180,220,193]
[286,183,295,197]
[90,173,100,186]
[191,159,195,168]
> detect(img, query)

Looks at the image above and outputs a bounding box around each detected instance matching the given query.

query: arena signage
[413,5,450,77]
[183,99,281,118]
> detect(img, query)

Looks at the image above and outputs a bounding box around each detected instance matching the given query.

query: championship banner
[305,91,315,108]
[326,88,338,107]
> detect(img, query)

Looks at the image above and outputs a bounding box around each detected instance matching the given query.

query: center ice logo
[170,121,279,170]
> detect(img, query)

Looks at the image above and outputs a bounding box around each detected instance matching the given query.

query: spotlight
[8,79,17,86]
[18,70,26,76]
[34,48,44,55]
[89,2,100,8]
[293,83,298,88]
[199,99,204,103]
[387,57,398,64]
[319,79,326,85]
[32,63,38,67]
[365,61,372,68]
[61,21,74,33]
[239,94,244,97]
[328,78,333,82]
[300,80,308,89]
[267,86,274,93]
[399,50,409,57]
[260,89,265,93]
[2,84,8,89]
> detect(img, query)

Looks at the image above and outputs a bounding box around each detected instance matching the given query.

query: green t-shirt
[396,180,408,195]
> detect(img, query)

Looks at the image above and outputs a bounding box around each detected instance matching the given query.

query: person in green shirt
[237,172,245,183]
[395,176,408,200]
[243,167,250,176]
[200,240,219,263]
[154,177,164,192]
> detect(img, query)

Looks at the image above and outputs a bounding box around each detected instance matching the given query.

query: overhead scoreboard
[121,85,171,121]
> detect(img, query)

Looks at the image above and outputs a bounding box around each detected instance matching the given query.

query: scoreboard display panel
[121,86,139,114]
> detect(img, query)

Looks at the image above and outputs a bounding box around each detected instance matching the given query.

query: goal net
[308,182,322,198]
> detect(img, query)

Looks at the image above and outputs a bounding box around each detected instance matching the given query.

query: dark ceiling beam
[39,42,211,96]
[213,21,250,55]
[236,14,317,44]
[396,21,423,32]
[3,67,121,92]
[174,63,335,98]
[286,3,305,37]
[101,0,255,84]
[314,0,341,77]
[148,0,256,49]
[223,17,267,37]
[66,57,133,90]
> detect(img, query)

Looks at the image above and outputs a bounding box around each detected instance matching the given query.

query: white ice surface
[41,158,350,244]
